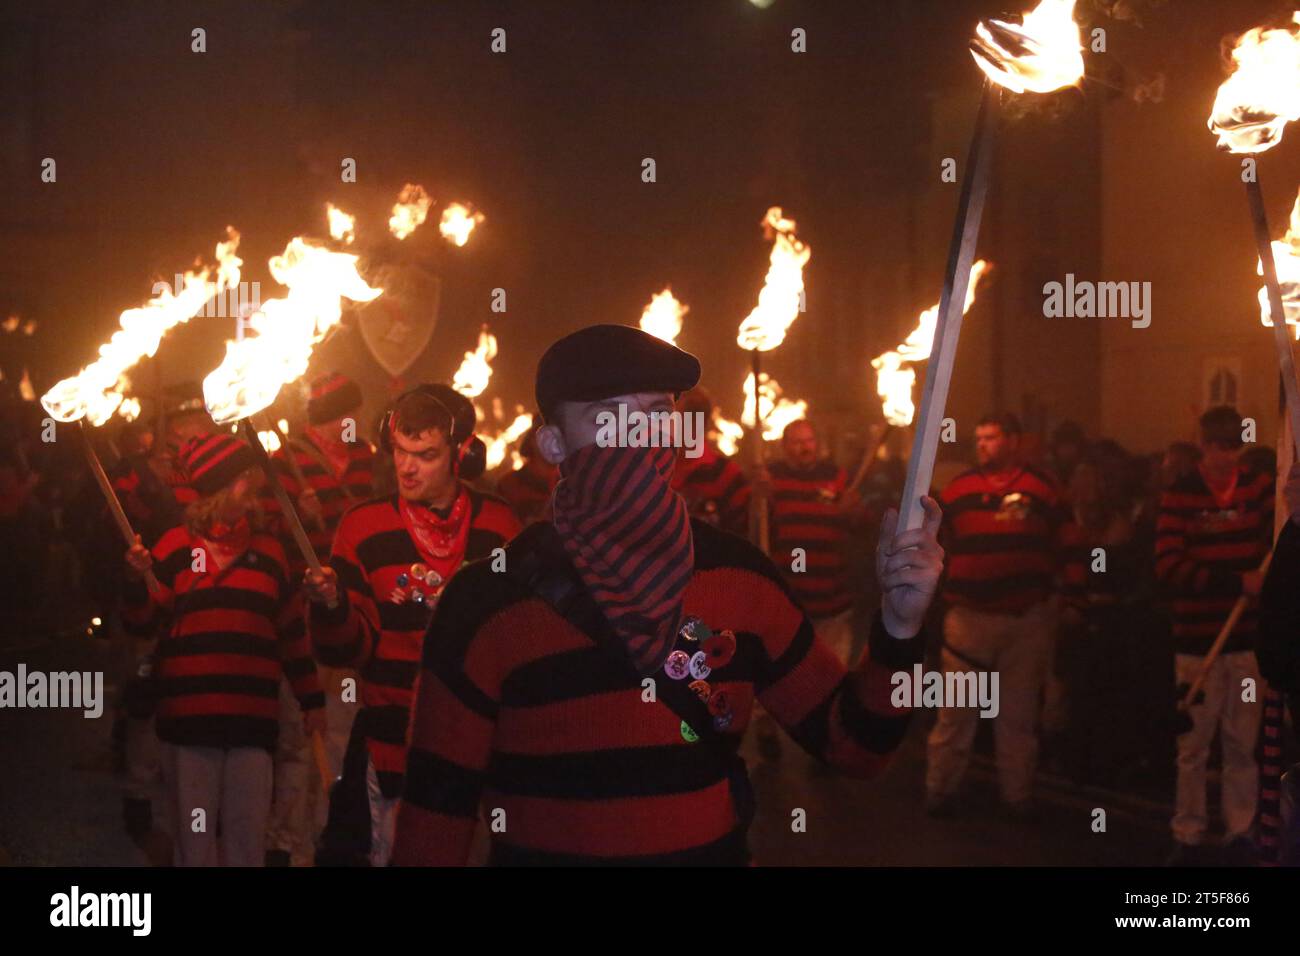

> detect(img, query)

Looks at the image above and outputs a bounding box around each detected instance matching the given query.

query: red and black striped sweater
[1155,465,1273,655]
[768,459,856,619]
[122,526,325,752]
[266,434,376,563]
[672,444,751,537]
[310,486,521,797]
[392,518,923,866]
[939,465,1066,614]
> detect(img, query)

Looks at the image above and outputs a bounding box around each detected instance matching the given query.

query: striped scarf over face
[551,443,695,675]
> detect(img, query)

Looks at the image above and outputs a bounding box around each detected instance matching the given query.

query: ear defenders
[379,384,487,481]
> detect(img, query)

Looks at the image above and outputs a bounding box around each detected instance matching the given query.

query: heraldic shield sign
[356,260,441,379]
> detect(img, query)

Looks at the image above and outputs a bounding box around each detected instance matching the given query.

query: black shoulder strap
[505,530,744,764]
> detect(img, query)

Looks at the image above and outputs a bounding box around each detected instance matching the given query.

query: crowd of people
[1,323,1297,866]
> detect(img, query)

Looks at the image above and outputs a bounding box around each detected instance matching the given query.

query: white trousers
[1173,650,1262,845]
[161,743,273,866]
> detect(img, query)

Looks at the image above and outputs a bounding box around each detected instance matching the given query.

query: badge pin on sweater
[389,562,463,607]
[666,616,739,739]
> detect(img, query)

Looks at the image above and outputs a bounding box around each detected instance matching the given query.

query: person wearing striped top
[262,372,375,865]
[391,325,944,866]
[925,412,1066,820]
[123,433,326,867]
[303,384,521,866]
[1156,406,1272,860]
[671,387,750,537]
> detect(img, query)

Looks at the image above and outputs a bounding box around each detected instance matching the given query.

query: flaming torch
[1207,11,1300,445]
[451,326,499,399]
[439,203,485,247]
[202,237,381,587]
[736,206,811,550]
[861,260,992,492]
[640,288,689,345]
[389,184,432,241]
[40,230,243,594]
[897,0,1083,531]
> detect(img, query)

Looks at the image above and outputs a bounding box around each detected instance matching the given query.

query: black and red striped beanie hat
[307,372,362,425]
[178,433,257,497]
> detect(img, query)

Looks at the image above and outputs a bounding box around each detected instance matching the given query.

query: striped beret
[307,372,362,425]
[178,433,257,497]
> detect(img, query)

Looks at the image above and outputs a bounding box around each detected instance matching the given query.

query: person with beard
[301,384,521,866]
[390,325,943,866]
[670,386,750,537]
[122,433,326,866]
[495,422,559,525]
[261,372,375,866]
[925,412,1066,820]
[764,418,868,665]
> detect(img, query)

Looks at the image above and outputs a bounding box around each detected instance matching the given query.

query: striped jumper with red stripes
[672,444,751,537]
[939,465,1065,614]
[392,518,923,866]
[1155,465,1273,655]
[768,459,854,619]
[267,434,376,562]
[122,527,325,751]
[310,486,522,796]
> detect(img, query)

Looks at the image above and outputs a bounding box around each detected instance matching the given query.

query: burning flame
[257,429,281,453]
[742,372,807,441]
[736,208,811,352]
[452,327,499,399]
[1208,12,1300,154]
[327,203,356,245]
[118,396,141,422]
[712,410,745,457]
[640,288,689,345]
[19,369,36,403]
[440,203,485,247]
[389,184,432,240]
[42,229,243,426]
[970,0,1085,95]
[484,411,534,472]
[202,239,382,424]
[872,260,992,426]
[1259,187,1300,338]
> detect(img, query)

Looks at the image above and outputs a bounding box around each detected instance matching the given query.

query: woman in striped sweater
[392,326,944,866]
[124,433,325,867]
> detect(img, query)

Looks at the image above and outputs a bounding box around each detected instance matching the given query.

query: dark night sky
[2,0,1297,454]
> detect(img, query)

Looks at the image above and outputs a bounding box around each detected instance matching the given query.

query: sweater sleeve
[278,583,325,712]
[120,526,188,637]
[392,568,501,866]
[744,564,922,778]
[309,511,378,669]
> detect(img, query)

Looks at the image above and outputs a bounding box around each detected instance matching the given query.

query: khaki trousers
[926,602,1056,805]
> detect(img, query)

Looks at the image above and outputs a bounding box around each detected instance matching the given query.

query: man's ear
[535,424,567,466]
